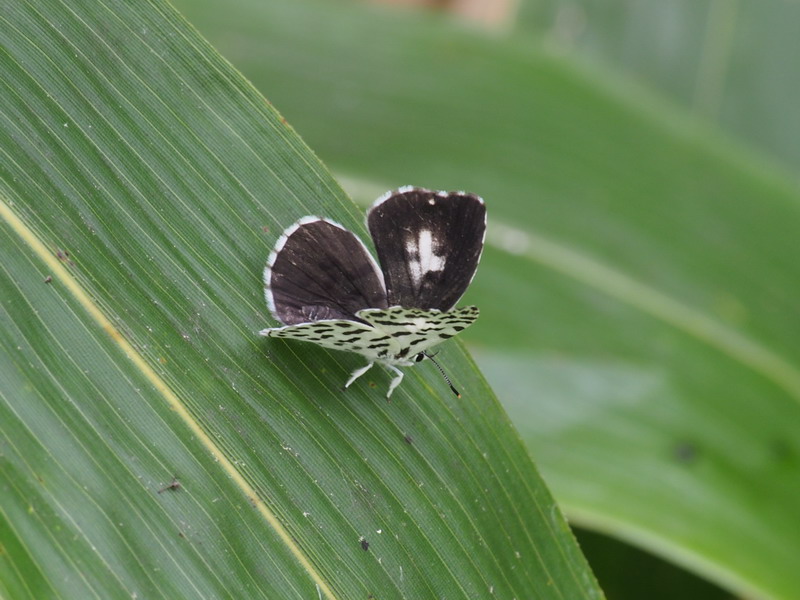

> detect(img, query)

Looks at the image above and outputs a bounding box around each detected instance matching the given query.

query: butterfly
[259,186,486,398]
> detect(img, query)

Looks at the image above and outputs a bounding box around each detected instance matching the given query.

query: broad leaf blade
[0,212,317,597]
[171,0,800,598]
[1,1,600,598]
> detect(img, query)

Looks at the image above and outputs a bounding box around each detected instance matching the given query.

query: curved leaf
[0,1,600,598]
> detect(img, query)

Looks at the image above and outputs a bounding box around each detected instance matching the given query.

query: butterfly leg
[345,362,374,389]
[385,365,405,398]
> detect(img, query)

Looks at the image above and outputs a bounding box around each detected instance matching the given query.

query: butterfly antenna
[424,352,461,398]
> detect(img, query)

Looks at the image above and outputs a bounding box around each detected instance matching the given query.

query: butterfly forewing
[266,218,388,325]
[367,188,486,311]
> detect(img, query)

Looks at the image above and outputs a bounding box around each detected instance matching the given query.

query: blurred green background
[168,1,800,598]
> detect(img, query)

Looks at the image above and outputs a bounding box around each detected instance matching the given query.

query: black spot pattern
[264,306,479,366]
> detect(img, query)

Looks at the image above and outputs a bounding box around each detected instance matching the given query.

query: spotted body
[260,186,486,397]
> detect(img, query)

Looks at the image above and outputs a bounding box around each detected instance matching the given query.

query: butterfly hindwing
[261,319,396,358]
[357,305,480,361]
[262,305,480,365]
[266,217,388,325]
[367,187,486,311]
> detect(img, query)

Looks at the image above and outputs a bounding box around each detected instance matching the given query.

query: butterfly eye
[413,353,427,363]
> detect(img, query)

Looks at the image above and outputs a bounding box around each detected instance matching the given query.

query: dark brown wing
[265,218,388,325]
[367,187,486,311]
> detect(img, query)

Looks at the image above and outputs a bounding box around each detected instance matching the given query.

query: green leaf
[171,0,800,598]
[573,529,733,600]
[0,1,599,598]
[517,0,800,170]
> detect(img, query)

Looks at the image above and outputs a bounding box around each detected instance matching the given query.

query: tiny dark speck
[673,441,699,464]
[404,434,413,445]
[44,276,52,283]
[360,537,369,551]
[158,476,181,494]
[56,249,74,265]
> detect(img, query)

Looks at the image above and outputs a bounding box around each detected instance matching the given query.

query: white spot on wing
[411,317,432,330]
[406,229,446,286]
